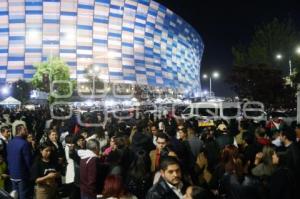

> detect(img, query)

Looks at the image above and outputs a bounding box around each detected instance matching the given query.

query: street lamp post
[276,46,300,77]
[88,65,100,98]
[203,71,219,97]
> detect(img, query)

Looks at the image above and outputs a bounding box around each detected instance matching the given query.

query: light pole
[275,46,300,76]
[88,65,100,98]
[203,71,219,97]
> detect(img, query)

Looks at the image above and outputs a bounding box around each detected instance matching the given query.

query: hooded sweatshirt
[78,149,99,198]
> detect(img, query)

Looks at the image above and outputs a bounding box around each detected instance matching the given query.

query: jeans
[11,179,32,199]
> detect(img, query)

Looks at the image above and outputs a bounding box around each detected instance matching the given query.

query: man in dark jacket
[280,129,300,197]
[146,156,185,199]
[7,124,32,199]
[0,126,11,162]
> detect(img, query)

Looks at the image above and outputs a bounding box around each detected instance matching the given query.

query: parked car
[268,111,296,126]
[181,102,241,121]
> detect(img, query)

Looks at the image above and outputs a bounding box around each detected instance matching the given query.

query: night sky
[155,0,300,97]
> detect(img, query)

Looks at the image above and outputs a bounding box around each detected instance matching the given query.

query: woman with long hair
[46,129,65,170]
[125,150,152,199]
[31,142,60,199]
[252,146,276,177]
[210,145,245,198]
[101,175,137,199]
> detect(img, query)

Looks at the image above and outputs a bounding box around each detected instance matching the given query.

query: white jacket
[65,145,75,184]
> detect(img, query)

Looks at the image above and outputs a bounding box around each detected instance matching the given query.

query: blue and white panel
[93,0,109,82]
[122,0,137,83]
[24,0,42,80]
[1,0,204,94]
[76,0,94,82]
[42,0,60,61]
[60,0,77,79]
[7,0,25,81]
[106,0,123,83]
[0,0,9,83]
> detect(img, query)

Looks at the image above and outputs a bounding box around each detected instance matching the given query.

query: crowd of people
[0,106,300,199]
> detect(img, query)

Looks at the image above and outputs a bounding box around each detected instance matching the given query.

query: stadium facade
[0,0,204,94]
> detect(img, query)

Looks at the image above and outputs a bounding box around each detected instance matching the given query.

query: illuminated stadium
[0,0,204,95]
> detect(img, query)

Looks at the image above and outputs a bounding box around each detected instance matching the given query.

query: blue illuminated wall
[0,0,204,92]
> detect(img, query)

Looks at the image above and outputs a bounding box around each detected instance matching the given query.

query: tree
[76,66,107,97]
[32,57,73,101]
[227,63,296,108]
[232,18,300,75]
[229,18,300,108]
[11,80,32,103]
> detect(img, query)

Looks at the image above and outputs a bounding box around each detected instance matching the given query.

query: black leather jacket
[146,177,181,199]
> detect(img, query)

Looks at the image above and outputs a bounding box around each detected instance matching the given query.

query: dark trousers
[66,183,81,199]
[81,192,97,199]
[11,179,32,199]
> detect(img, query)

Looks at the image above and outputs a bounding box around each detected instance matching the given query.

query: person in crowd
[131,120,155,154]
[193,150,212,188]
[200,128,221,174]
[187,127,203,161]
[266,115,284,137]
[164,115,177,137]
[108,136,135,177]
[103,136,118,156]
[146,156,186,199]
[69,134,86,199]
[176,125,194,170]
[101,175,137,199]
[86,127,109,154]
[255,126,270,147]
[210,145,240,196]
[11,113,26,137]
[0,126,11,162]
[64,134,76,199]
[270,130,285,151]
[149,132,168,173]
[249,146,276,199]
[184,186,212,199]
[152,144,179,184]
[240,130,260,170]
[252,146,276,177]
[46,129,65,174]
[235,120,249,147]
[79,139,102,199]
[27,133,37,156]
[7,124,32,199]
[215,123,235,149]
[125,150,152,199]
[213,145,260,199]
[269,151,296,199]
[31,142,60,199]
[150,125,159,146]
[279,128,300,192]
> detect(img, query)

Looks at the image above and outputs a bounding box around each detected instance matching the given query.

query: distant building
[0,0,204,96]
